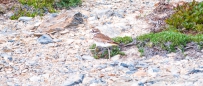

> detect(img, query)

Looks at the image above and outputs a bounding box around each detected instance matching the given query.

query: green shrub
[11,0,82,20]
[18,0,55,10]
[56,0,82,9]
[11,0,56,20]
[137,29,190,52]
[165,0,203,33]
[136,0,203,55]
[112,36,133,44]
[137,28,203,52]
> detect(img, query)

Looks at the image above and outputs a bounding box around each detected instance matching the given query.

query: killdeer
[91,29,118,59]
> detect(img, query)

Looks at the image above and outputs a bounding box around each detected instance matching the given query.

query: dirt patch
[143,0,175,33]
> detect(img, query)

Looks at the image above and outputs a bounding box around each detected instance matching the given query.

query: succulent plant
[165,0,203,34]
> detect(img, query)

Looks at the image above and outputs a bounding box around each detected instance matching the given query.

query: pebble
[120,63,129,68]
[109,61,119,67]
[82,55,95,60]
[62,74,85,86]
[97,64,107,70]
[18,17,33,22]
[111,55,120,61]
[37,34,53,44]
[0,53,12,61]
[0,4,6,14]
[29,76,41,82]
[188,69,203,74]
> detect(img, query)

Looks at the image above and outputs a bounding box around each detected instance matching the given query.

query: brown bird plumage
[91,29,118,59]
[92,29,117,47]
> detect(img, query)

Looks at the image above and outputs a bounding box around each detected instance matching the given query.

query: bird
[91,29,118,59]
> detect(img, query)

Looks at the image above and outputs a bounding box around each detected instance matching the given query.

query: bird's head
[91,29,101,34]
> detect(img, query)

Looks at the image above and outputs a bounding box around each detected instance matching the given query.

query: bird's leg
[94,46,97,56]
[89,46,97,57]
[107,48,110,59]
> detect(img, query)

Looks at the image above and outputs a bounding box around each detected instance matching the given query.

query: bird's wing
[93,33,117,44]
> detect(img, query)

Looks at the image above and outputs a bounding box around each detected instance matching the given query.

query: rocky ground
[0,0,203,86]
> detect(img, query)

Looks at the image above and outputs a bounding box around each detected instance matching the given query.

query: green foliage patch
[11,0,56,20]
[10,0,82,20]
[56,0,82,9]
[89,45,125,59]
[136,1,203,56]
[137,30,189,52]
[112,36,133,44]
[137,29,203,53]
[165,0,203,33]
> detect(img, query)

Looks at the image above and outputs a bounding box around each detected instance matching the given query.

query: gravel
[0,0,203,86]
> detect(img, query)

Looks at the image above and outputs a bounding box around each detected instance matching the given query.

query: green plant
[112,36,133,44]
[137,28,203,53]
[10,7,40,20]
[89,44,96,49]
[137,29,191,52]
[56,0,82,9]
[11,0,56,20]
[19,0,55,9]
[165,0,203,33]
[136,1,203,56]
[89,44,125,59]
[138,47,144,56]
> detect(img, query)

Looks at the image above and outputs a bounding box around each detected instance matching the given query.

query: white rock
[18,17,33,21]
[30,76,41,82]
[147,67,157,77]
[111,55,120,61]
[42,74,50,79]
[82,55,95,60]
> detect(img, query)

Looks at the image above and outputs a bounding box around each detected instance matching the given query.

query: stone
[67,12,84,27]
[121,76,133,82]
[109,61,119,67]
[82,55,95,60]
[0,4,6,14]
[133,69,147,77]
[188,69,203,74]
[0,53,12,61]
[111,55,120,61]
[135,62,148,68]
[5,12,14,18]
[126,71,136,74]
[82,77,94,84]
[37,11,75,33]
[62,74,85,86]
[30,76,41,82]
[18,17,33,22]
[0,39,6,44]
[53,39,62,42]
[51,13,58,17]
[110,82,135,86]
[131,82,139,86]
[97,64,107,70]
[90,78,106,84]
[120,63,128,68]
[37,34,53,44]
[147,67,158,77]
[128,65,136,71]
[138,82,145,86]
